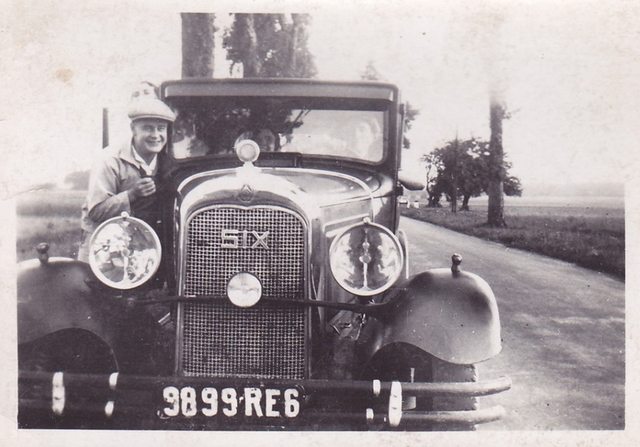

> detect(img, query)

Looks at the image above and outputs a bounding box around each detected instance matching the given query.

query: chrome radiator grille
[181,302,306,379]
[179,206,307,379]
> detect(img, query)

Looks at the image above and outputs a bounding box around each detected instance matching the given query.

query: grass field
[400,196,625,279]
[16,189,625,280]
[16,189,85,261]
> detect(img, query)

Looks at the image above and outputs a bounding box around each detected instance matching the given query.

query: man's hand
[128,177,156,201]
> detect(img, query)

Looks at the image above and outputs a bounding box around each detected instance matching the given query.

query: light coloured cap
[127,98,176,123]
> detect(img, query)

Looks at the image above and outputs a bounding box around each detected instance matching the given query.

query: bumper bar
[19,371,511,430]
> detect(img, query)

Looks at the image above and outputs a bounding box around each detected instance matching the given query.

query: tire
[360,343,478,430]
[18,329,118,429]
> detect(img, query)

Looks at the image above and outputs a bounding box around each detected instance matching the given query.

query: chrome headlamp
[88,213,162,289]
[329,219,404,296]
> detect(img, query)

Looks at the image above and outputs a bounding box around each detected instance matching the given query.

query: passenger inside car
[236,128,280,152]
[172,113,211,159]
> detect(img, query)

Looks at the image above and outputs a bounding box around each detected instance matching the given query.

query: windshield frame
[160,79,402,178]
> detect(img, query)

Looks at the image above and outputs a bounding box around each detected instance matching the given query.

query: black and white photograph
[0,0,637,445]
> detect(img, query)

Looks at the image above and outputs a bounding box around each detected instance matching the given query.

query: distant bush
[64,170,90,190]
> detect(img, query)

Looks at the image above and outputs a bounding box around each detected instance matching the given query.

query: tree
[360,60,384,81]
[181,13,216,78]
[223,14,317,78]
[422,138,522,211]
[424,139,470,212]
[402,102,420,150]
[422,151,444,207]
[486,94,507,226]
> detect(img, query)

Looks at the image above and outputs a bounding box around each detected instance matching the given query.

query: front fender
[368,268,502,365]
[18,257,173,374]
[17,257,109,344]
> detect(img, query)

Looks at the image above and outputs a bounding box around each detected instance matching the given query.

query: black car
[18,78,510,430]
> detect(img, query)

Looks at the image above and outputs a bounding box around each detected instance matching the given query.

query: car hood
[176,166,381,212]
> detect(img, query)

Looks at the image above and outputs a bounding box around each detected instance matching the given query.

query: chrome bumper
[19,371,511,430]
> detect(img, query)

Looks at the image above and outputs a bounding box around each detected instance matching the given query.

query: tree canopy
[223,14,317,78]
[422,138,522,211]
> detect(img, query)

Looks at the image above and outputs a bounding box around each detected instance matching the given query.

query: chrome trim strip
[51,372,65,416]
[388,381,403,428]
[174,302,185,375]
[108,372,119,390]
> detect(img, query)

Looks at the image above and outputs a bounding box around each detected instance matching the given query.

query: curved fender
[370,268,502,365]
[18,257,118,345]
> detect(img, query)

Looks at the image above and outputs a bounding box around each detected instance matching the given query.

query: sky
[1,0,639,198]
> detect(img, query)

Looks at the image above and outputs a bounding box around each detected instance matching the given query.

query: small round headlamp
[88,213,161,290]
[329,219,404,296]
[235,139,260,163]
[227,272,263,307]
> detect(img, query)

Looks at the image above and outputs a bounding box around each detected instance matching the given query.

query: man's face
[131,119,168,158]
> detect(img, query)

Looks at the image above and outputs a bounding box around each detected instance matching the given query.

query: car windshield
[166,97,388,163]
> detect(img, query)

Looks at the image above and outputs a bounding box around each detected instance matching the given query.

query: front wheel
[360,343,478,430]
[18,329,118,429]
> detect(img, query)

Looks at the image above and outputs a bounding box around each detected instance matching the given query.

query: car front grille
[180,301,306,379]
[179,206,307,379]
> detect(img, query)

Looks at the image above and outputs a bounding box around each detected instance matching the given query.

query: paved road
[399,217,625,430]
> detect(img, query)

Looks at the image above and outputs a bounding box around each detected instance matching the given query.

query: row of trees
[180,13,518,227]
[181,13,317,79]
[421,94,522,226]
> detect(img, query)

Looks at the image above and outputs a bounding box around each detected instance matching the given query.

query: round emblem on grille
[227,272,263,308]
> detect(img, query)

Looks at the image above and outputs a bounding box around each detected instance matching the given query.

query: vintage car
[18,79,510,430]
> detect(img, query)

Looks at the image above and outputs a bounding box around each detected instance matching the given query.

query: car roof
[161,78,399,102]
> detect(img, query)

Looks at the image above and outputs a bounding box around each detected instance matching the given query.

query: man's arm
[86,157,132,223]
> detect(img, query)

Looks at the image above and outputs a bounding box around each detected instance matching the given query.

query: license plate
[160,385,302,419]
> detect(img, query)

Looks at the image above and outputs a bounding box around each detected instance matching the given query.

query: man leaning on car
[77,97,176,263]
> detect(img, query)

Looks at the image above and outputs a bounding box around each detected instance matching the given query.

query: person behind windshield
[236,128,280,152]
[172,112,210,158]
[348,117,382,160]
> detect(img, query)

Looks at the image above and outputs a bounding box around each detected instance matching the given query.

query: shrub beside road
[401,202,625,280]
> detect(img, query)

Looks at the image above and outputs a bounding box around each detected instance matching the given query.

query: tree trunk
[289,14,300,75]
[487,95,507,227]
[181,13,216,78]
[235,13,262,77]
[450,139,458,213]
[461,194,471,211]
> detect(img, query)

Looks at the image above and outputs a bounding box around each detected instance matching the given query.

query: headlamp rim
[88,213,162,290]
[329,219,404,296]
